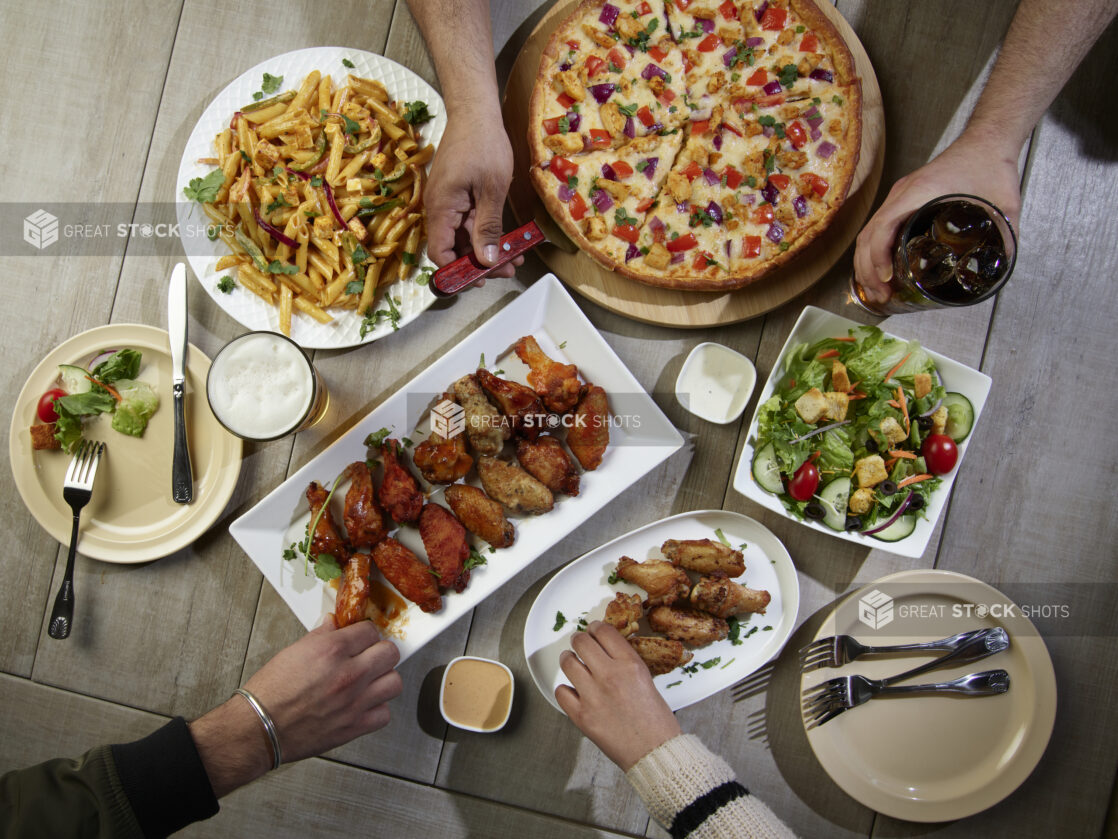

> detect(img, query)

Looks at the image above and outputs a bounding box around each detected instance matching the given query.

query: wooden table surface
[2,2,1115,837]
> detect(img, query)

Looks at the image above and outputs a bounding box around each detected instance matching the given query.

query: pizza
[528,0,862,290]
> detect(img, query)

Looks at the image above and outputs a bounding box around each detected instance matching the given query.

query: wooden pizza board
[503,0,885,327]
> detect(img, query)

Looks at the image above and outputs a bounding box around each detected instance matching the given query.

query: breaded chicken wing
[629,636,693,676]
[335,553,372,628]
[604,591,643,637]
[515,435,580,496]
[342,462,387,549]
[615,556,690,607]
[690,573,771,618]
[648,605,729,646]
[566,384,609,470]
[453,374,509,456]
[444,484,516,548]
[371,537,442,613]
[661,538,746,576]
[306,481,349,562]
[514,335,582,414]
[477,456,554,514]
[412,418,474,484]
[377,439,423,524]
[419,503,471,593]
[476,369,547,441]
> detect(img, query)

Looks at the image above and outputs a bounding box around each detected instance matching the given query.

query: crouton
[831,361,851,393]
[30,423,60,451]
[849,487,874,515]
[931,405,948,435]
[794,387,828,423]
[854,455,889,488]
[823,392,849,422]
[870,416,908,448]
[914,373,932,399]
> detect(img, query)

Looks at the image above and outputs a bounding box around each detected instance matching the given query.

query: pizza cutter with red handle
[430,220,547,297]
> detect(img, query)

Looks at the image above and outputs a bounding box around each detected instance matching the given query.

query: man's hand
[853,131,1022,304]
[556,622,681,772]
[424,111,522,278]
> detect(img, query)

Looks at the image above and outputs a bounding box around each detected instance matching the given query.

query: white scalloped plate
[175,47,445,348]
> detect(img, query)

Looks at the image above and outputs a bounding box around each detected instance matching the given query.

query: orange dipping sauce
[440,657,514,732]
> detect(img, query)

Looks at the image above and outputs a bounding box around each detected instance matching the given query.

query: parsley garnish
[182,169,225,203]
[364,428,392,448]
[558,114,570,134]
[252,92,263,101]
[342,57,355,68]
[345,280,365,294]
[727,615,743,645]
[618,102,639,117]
[401,251,416,266]
[465,547,488,571]
[403,100,433,125]
[216,276,235,294]
[265,260,298,275]
[310,175,323,187]
[265,195,289,214]
[416,266,434,285]
[714,528,731,547]
[607,570,619,585]
[779,63,799,90]
[206,225,220,241]
[763,149,776,174]
[779,241,791,251]
[635,160,649,172]
[609,62,622,73]
[614,207,638,227]
[566,175,578,190]
[553,611,567,631]
[261,73,283,94]
[351,244,369,264]
[666,680,682,688]
[832,94,844,105]
[558,340,567,348]
[746,175,757,188]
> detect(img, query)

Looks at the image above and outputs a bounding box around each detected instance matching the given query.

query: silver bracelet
[234,688,283,771]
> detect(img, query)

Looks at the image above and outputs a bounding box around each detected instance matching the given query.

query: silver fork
[48,440,105,640]
[800,627,988,672]
[802,670,1011,729]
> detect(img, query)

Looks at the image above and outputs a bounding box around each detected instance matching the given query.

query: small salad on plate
[750,325,973,542]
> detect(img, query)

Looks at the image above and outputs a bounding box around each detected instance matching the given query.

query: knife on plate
[168,263,193,504]
[430,220,547,297]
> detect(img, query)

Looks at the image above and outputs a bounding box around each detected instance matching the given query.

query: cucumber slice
[58,364,92,395]
[751,442,783,494]
[818,477,851,531]
[868,514,917,542]
[941,392,974,442]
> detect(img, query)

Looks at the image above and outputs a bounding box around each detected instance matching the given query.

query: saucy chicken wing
[453,374,509,456]
[604,592,643,638]
[306,481,349,562]
[690,573,771,618]
[476,368,547,441]
[615,556,690,607]
[412,423,474,484]
[514,335,582,414]
[335,553,372,628]
[661,538,746,577]
[342,462,387,549]
[477,456,554,514]
[566,384,609,471]
[377,439,423,524]
[444,484,516,548]
[371,537,442,613]
[419,503,471,593]
[515,435,580,496]
[629,636,693,676]
[648,605,729,647]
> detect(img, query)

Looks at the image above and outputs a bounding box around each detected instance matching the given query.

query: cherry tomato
[37,388,67,423]
[922,434,959,474]
[787,460,820,501]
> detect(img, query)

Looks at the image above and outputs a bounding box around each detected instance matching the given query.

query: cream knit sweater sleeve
[625,734,796,839]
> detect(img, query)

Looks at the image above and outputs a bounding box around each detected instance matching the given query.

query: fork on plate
[802,669,1011,728]
[48,440,106,640]
[800,627,989,672]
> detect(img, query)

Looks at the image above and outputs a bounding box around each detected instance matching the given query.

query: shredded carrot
[86,375,121,402]
[788,379,796,388]
[887,399,900,408]
[817,349,840,359]
[832,336,857,342]
[809,450,821,462]
[884,353,911,381]
[898,473,934,488]
[848,392,868,400]
[889,450,917,459]
[883,458,898,471]
[846,380,861,394]
[897,385,910,431]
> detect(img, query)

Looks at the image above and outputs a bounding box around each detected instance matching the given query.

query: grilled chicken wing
[335,553,372,628]
[514,335,582,413]
[477,456,554,514]
[515,435,580,496]
[566,384,609,470]
[690,573,771,618]
[377,439,423,524]
[342,462,387,548]
[413,423,474,484]
[453,374,509,456]
[615,556,690,607]
[419,503,471,593]
[629,636,693,676]
[661,538,745,576]
[306,481,349,562]
[648,605,729,646]
[444,484,516,548]
[371,537,442,613]
[476,368,547,441]
[604,592,643,638]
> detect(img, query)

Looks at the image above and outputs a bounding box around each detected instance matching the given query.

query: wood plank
[0,0,183,678]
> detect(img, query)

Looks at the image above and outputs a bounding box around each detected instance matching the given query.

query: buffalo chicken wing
[515,436,580,496]
[444,484,515,548]
[419,503,471,593]
[371,537,442,613]
[513,335,582,414]
[377,439,423,524]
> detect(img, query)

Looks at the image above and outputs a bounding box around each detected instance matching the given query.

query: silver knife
[168,263,193,504]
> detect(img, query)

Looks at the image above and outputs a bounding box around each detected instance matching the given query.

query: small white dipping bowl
[439,656,514,733]
[675,342,757,424]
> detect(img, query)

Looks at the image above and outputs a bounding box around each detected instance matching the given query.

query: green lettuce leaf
[92,349,142,383]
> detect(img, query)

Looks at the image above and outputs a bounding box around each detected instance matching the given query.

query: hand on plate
[424,110,522,279]
[853,131,1022,304]
[556,621,682,772]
